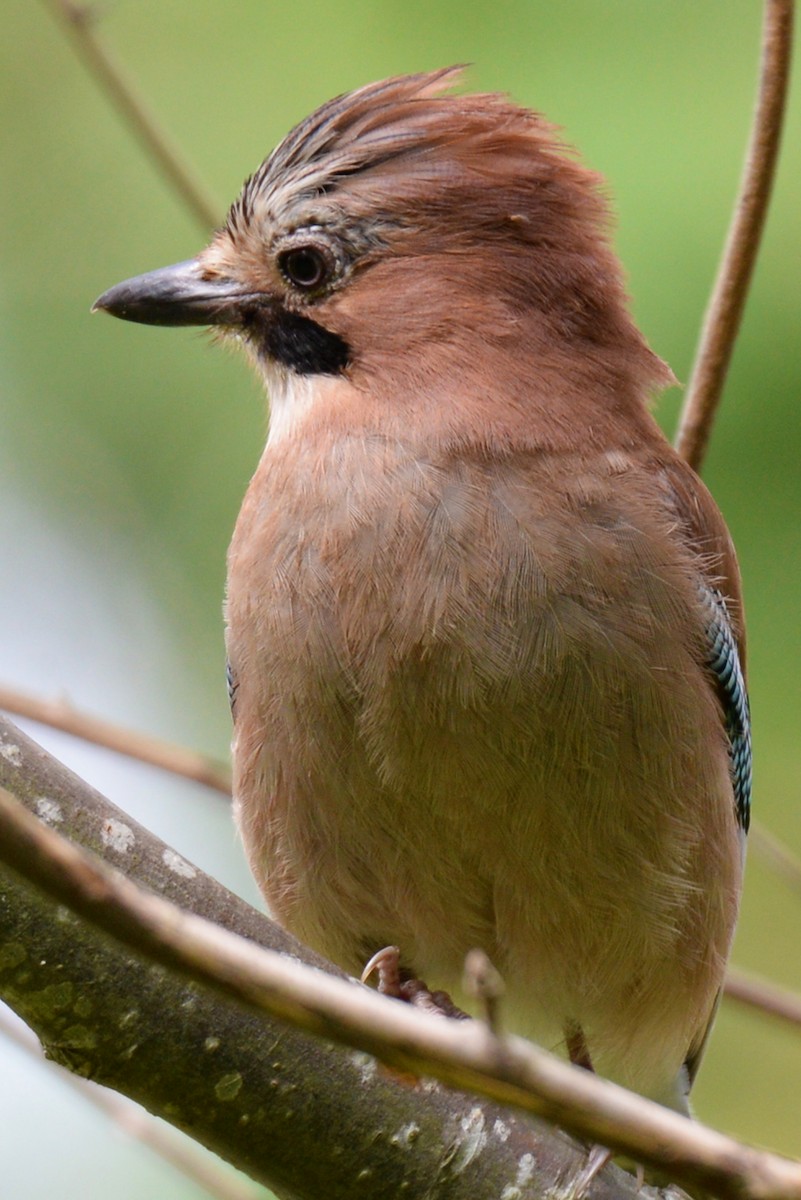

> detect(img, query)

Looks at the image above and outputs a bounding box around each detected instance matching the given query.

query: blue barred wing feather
[700,584,752,833]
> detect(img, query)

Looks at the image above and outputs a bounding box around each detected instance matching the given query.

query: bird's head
[95,68,672,448]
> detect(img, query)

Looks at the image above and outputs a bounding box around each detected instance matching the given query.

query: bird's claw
[361,945,470,1019]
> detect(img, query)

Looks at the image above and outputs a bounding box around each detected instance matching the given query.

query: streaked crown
[222,67,616,271]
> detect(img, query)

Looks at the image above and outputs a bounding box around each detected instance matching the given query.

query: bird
[94,67,750,1116]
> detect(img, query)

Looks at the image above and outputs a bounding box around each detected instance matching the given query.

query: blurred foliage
[1,1,800,1195]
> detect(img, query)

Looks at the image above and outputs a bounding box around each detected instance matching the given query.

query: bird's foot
[361,945,403,995]
[558,1025,617,1197]
[567,1144,614,1199]
[562,1145,646,1199]
[361,945,470,1020]
[397,975,471,1019]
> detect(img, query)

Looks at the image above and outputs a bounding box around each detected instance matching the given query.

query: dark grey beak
[92,258,256,327]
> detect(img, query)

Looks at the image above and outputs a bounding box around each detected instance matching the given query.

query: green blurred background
[1,1,800,1196]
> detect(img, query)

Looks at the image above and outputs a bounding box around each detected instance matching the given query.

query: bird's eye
[277,245,332,292]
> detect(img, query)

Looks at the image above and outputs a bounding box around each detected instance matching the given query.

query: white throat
[263,363,327,446]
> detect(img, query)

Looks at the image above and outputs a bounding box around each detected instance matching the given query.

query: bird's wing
[698,583,752,834]
[661,455,751,1086]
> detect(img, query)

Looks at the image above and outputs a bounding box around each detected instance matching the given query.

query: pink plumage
[95,69,748,1114]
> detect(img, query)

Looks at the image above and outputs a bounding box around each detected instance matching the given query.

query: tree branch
[748,822,801,898]
[0,714,650,1200]
[0,682,231,795]
[675,0,794,470]
[2,720,801,1200]
[724,969,801,1032]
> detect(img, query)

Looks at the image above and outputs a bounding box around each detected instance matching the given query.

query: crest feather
[227,68,607,232]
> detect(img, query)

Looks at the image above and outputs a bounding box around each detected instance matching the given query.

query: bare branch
[724,969,801,1032]
[0,714,650,1200]
[41,0,220,231]
[0,682,231,795]
[675,0,794,469]
[749,821,801,898]
[2,767,801,1200]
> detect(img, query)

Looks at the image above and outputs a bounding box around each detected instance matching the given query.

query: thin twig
[675,0,794,470]
[41,0,220,231]
[749,822,801,898]
[2,785,801,1200]
[0,1009,262,1200]
[463,947,506,1036]
[0,684,232,796]
[725,968,801,1031]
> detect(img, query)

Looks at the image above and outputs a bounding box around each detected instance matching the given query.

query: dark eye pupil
[280,247,327,289]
